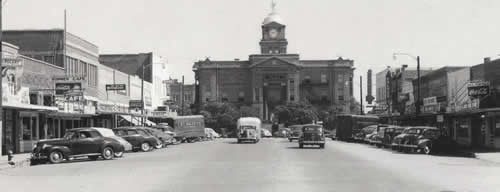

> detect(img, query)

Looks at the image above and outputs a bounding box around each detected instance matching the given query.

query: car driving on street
[298,124,325,149]
[30,127,125,165]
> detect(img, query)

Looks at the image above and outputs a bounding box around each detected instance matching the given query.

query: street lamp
[393,53,421,116]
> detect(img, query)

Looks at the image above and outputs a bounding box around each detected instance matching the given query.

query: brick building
[192,3,354,120]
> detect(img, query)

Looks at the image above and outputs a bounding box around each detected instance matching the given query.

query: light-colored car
[261,129,272,137]
[205,128,220,140]
[94,128,133,157]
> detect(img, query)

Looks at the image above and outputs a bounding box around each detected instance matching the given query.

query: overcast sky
[4,0,500,105]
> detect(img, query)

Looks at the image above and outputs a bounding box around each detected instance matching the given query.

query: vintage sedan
[94,128,132,157]
[370,125,404,148]
[113,127,162,152]
[288,125,304,142]
[298,124,325,149]
[143,127,174,148]
[354,125,378,142]
[30,127,125,165]
[392,126,456,154]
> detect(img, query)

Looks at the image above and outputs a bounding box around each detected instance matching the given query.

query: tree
[199,102,260,135]
[273,101,318,126]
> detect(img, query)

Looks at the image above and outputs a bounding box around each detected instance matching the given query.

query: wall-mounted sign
[423,96,437,106]
[53,75,87,96]
[129,100,144,109]
[436,115,444,123]
[468,81,490,98]
[106,84,126,91]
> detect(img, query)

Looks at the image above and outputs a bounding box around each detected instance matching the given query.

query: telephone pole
[181,76,184,116]
[360,76,364,115]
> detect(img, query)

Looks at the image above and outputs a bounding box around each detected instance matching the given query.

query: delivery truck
[165,115,205,143]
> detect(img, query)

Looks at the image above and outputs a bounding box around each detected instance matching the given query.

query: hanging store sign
[468,81,490,98]
[106,84,126,91]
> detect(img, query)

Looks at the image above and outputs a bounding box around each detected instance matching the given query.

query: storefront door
[2,109,17,155]
[471,117,484,148]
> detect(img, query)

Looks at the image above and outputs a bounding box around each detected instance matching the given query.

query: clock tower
[260,1,288,54]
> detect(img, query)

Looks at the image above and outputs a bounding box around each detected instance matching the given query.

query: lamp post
[393,53,421,116]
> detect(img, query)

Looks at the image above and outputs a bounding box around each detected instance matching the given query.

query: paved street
[1,138,499,192]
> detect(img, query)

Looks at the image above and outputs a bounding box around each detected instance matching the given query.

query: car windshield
[240,126,256,129]
[303,127,322,132]
[63,131,76,140]
[97,129,115,137]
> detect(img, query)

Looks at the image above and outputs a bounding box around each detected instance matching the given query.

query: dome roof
[262,12,283,25]
[262,0,283,25]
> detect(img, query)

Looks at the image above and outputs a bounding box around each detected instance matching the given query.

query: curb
[0,158,31,171]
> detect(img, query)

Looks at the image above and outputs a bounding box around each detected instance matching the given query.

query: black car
[30,127,125,165]
[113,127,162,152]
[298,124,326,149]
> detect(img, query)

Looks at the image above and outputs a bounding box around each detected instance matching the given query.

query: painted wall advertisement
[53,75,95,114]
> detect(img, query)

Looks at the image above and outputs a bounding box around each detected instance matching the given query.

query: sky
[4,0,500,106]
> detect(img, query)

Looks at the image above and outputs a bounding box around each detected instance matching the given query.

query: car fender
[101,139,122,153]
[417,139,432,148]
[47,146,72,157]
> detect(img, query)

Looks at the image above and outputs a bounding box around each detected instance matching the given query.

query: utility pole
[181,75,184,116]
[0,0,3,156]
[416,56,421,116]
[141,57,145,126]
[360,76,364,115]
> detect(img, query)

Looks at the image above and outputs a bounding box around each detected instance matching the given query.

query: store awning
[3,102,59,112]
[119,115,157,126]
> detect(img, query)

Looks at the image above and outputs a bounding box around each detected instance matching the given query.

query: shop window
[44,95,53,106]
[457,119,469,137]
[495,119,500,137]
[30,93,38,105]
[22,117,32,140]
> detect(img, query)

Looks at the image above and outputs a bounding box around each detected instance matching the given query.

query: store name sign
[106,84,126,91]
[423,97,437,106]
[468,81,490,98]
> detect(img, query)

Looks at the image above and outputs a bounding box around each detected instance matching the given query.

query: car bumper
[31,153,48,160]
[300,140,325,144]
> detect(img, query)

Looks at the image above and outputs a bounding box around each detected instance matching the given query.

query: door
[471,118,484,148]
[72,131,100,154]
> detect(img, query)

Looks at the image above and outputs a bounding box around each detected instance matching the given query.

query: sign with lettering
[106,84,126,91]
[468,81,490,98]
[129,100,144,109]
[423,97,437,106]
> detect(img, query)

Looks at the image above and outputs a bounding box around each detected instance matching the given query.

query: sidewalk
[0,153,31,171]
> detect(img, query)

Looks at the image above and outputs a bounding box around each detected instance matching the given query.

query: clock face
[269,29,278,39]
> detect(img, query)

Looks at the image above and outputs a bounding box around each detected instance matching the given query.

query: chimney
[484,57,491,64]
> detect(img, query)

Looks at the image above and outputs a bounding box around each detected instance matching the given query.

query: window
[495,119,500,137]
[22,117,32,140]
[255,88,260,101]
[321,74,327,83]
[127,130,138,135]
[457,119,469,137]
[337,74,345,82]
[44,56,55,64]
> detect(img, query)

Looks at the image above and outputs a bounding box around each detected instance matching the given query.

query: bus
[236,117,261,143]
[331,114,380,141]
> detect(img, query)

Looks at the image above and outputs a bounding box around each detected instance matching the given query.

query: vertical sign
[365,69,374,104]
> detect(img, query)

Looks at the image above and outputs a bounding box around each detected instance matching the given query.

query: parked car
[31,127,125,165]
[143,127,174,148]
[298,124,325,149]
[354,125,377,142]
[94,128,132,157]
[371,125,406,148]
[113,127,162,152]
[392,126,456,154]
[273,128,291,138]
[288,125,304,142]
[261,129,272,138]
[205,128,220,140]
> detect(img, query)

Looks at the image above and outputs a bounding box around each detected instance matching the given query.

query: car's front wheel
[102,147,114,160]
[141,142,151,152]
[154,142,163,149]
[114,151,124,158]
[422,143,432,155]
[49,150,64,164]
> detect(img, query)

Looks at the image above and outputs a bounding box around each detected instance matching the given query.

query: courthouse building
[193,3,355,120]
